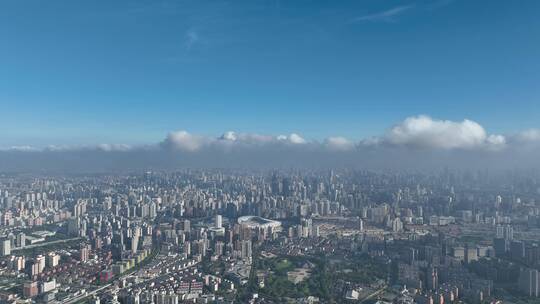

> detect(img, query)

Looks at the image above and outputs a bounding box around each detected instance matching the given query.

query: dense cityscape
[3,1,540,303]
[0,169,538,303]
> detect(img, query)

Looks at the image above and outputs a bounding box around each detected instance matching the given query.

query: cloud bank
[2,115,540,172]
[382,115,505,150]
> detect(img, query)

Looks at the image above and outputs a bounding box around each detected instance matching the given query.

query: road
[360,286,387,303]
[61,283,112,304]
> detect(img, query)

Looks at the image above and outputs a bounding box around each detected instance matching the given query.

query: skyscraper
[214,215,222,229]
[0,238,10,256]
[519,268,539,297]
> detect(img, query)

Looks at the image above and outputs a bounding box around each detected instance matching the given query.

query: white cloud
[359,136,382,147]
[1,144,136,153]
[218,132,275,145]
[236,133,274,144]
[162,131,309,152]
[325,137,354,151]
[288,133,307,144]
[353,5,414,23]
[219,131,237,141]
[276,133,307,144]
[383,115,505,150]
[184,29,199,50]
[46,144,134,152]
[162,130,207,152]
[96,144,133,152]
[1,146,40,152]
[6,117,540,157]
[513,129,540,143]
[486,134,506,146]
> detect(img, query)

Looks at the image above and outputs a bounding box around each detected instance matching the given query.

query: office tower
[465,246,478,263]
[16,232,25,248]
[215,241,224,256]
[131,228,140,253]
[510,241,526,260]
[214,215,222,228]
[80,245,89,262]
[297,224,303,238]
[183,241,191,256]
[183,220,191,233]
[241,240,252,259]
[494,238,508,256]
[46,253,60,268]
[149,201,157,218]
[0,238,11,256]
[40,279,56,293]
[358,217,364,232]
[392,217,403,232]
[36,255,46,273]
[73,199,87,217]
[501,225,514,241]
[313,225,320,237]
[427,267,438,291]
[67,218,80,236]
[496,225,504,238]
[9,256,25,271]
[519,268,539,297]
[194,240,207,257]
[495,195,502,209]
[23,281,38,298]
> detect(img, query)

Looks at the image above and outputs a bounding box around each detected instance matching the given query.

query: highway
[61,283,112,304]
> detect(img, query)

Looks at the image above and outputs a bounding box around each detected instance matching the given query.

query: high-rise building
[131,229,140,253]
[195,240,207,257]
[80,245,89,262]
[25,260,40,276]
[214,215,222,229]
[0,238,11,256]
[510,241,526,260]
[358,217,364,232]
[503,225,514,241]
[9,256,25,271]
[2,210,12,226]
[392,217,403,232]
[183,220,191,233]
[426,267,438,291]
[46,253,60,268]
[496,225,504,238]
[16,232,25,248]
[36,255,46,273]
[183,241,191,256]
[40,279,56,293]
[494,238,508,256]
[519,268,539,297]
[73,199,87,217]
[312,225,320,237]
[23,281,38,298]
[148,201,157,218]
[67,218,80,236]
[240,240,252,259]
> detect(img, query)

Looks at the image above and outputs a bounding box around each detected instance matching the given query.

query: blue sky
[1,0,539,147]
